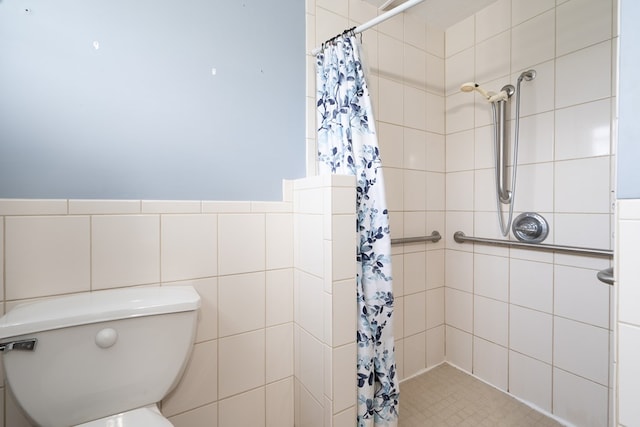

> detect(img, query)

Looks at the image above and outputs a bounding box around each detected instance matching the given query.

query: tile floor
[398,363,566,426]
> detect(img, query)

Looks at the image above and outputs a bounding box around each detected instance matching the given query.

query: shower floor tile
[398,363,565,427]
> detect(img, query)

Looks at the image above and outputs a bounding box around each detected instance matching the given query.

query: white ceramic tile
[331,214,356,281]
[298,385,323,427]
[403,170,427,211]
[554,265,610,328]
[403,211,426,241]
[617,199,640,220]
[510,259,553,313]
[555,99,611,161]
[426,53,445,95]
[383,168,404,212]
[404,251,426,295]
[511,10,555,73]
[556,0,613,57]
[379,33,404,81]
[218,272,265,337]
[404,128,427,171]
[162,340,218,417]
[332,406,357,427]
[299,329,324,403]
[425,211,445,250]
[473,169,495,212]
[332,279,356,346]
[377,11,404,40]
[142,200,201,214]
[218,331,265,399]
[266,269,294,327]
[473,254,508,301]
[509,305,552,363]
[404,44,427,89]
[509,350,552,412]
[446,212,474,250]
[445,326,472,372]
[445,15,474,57]
[201,201,251,213]
[475,0,510,42]
[92,215,160,290]
[618,220,640,325]
[445,48,475,96]
[553,317,609,385]
[298,271,324,341]
[552,368,608,427]
[69,199,141,215]
[378,123,404,168]
[446,130,474,172]
[425,132,445,172]
[475,32,511,84]
[161,214,217,283]
[474,125,493,170]
[218,214,265,276]
[426,287,444,329]
[426,25,445,58]
[315,7,348,48]
[554,213,611,249]
[425,92,445,134]
[0,221,3,300]
[404,291,426,336]
[394,296,405,340]
[167,402,217,427]
[445,288,472,332]
[512,0,555,26]
[474,296,508,346]
[473,337,508,391]
[517,111,554,164]
[266,214,293,270]
[392,254,404,297]
[295,214,323,277]
[404,13,427,51]
[404,332,426,377]
[426,172,445,211]
[555,157,611,213]
[218,388,265,427]
[618,324,640,427]
[378,78,404,125]
[426,324,445,368]
[445,250,473,292]
[266,378,294,427]
[512,163,555,214]
[250,200,292,213]
[316,0,347,17]
[446,92,475,134]
[332,343,356,412]
[446,171,474,212]
[0,199,67,216]
[5,216,90,299]
[426,250,444,289]
[556,41,612,109]
[266,324,294,383]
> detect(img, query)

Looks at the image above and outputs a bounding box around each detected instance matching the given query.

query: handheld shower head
[518,69,536,82]
[460,82,491,99]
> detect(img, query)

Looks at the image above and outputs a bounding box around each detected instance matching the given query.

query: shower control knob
[512,212,549,244]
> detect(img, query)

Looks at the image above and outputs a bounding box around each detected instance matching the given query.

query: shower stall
[306,0,616,426]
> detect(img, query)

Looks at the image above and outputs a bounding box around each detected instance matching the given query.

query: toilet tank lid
[0,286,201,340]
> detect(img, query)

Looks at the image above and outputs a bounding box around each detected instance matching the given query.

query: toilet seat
[75,404,174,426]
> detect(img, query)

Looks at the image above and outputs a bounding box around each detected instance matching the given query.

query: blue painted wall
[618,0,640,199]
[0,0,305,200]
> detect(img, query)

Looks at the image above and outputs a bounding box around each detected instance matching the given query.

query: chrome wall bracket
[512,212,549,243]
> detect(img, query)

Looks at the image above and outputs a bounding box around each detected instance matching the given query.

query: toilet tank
[0,286,201,427]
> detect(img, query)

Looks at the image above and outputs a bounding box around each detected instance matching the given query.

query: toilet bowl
[0,286,201,427]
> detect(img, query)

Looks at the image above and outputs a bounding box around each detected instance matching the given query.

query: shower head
[518,69,536,82]
[460,82,511,103]
[460,82,491,99]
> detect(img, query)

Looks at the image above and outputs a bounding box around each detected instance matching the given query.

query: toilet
[0,286,201,427]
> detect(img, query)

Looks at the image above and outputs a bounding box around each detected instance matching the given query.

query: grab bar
[391,230,441,245]
[453,231,613,257]
[597,267,614,285]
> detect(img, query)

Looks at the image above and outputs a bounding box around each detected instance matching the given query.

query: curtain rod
[312,0,427,55]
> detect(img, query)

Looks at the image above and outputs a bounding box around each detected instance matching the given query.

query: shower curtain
[316,34,399,427]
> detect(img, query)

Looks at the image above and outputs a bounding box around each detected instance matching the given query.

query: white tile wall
[553,368,608,427]
[509,350,552,412]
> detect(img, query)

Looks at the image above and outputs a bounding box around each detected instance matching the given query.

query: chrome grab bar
[453,231,613,257]
[391,230,441,245]
[597,267,614,285]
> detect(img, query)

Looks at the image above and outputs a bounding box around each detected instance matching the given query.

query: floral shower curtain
[316,34,399,427]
